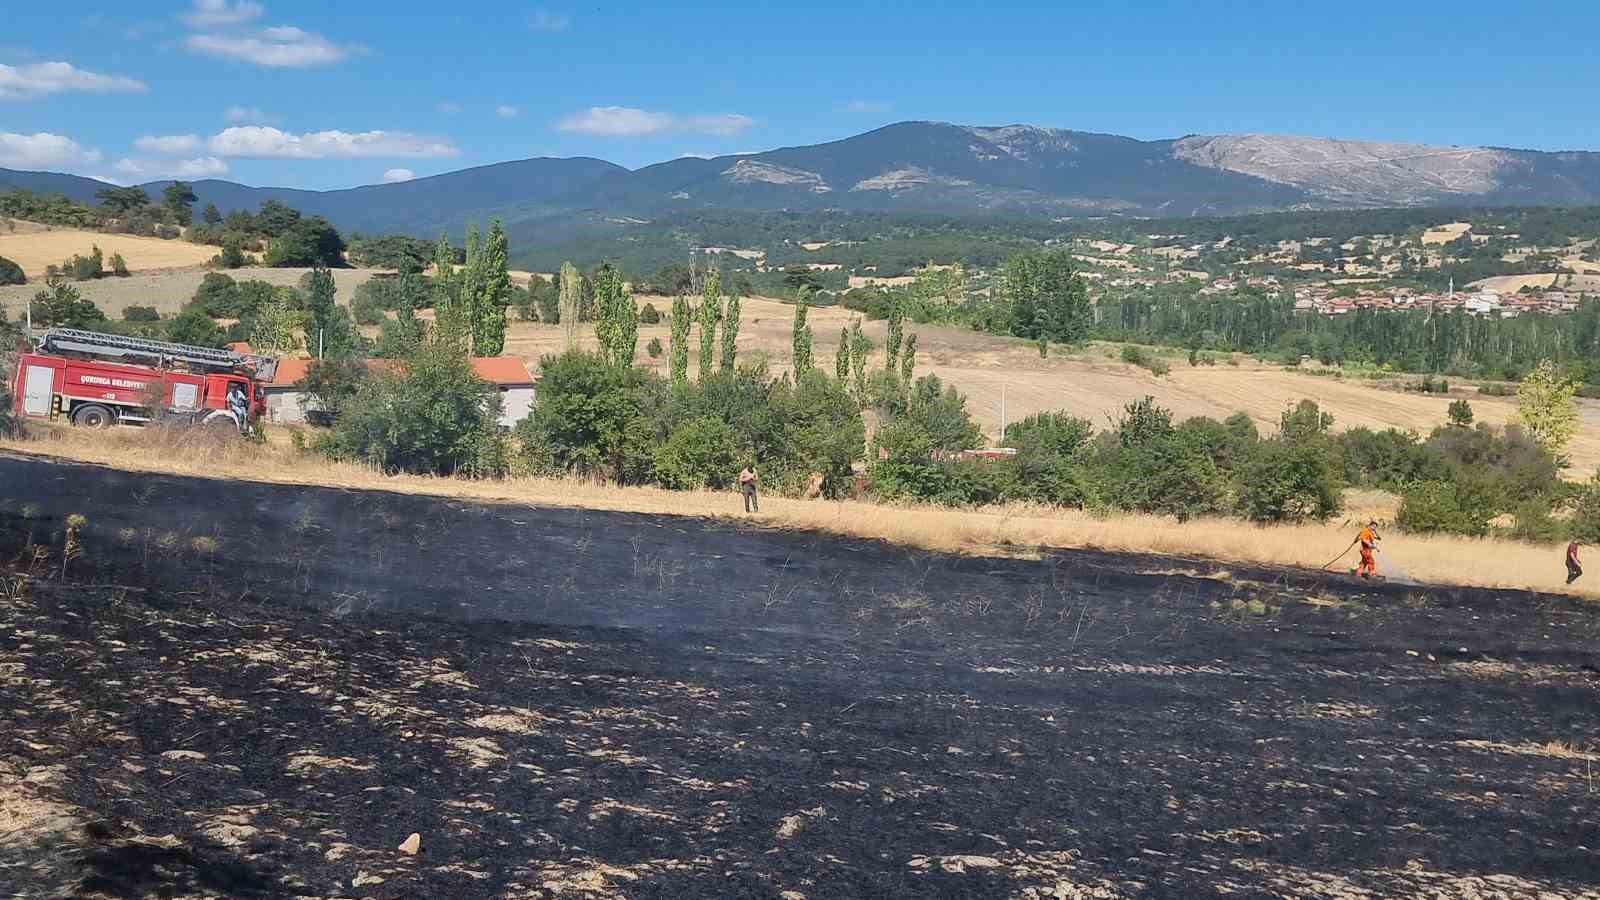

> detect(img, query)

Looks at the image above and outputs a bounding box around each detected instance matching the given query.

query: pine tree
[791,289,813,374]
[475,220,510,356]
[558,261,581,349]
[884,291,904,372]
[669,292,692,383]
[720,289,741,371]
[900,332,917,384]
[835,325,850,380]
[698,268,721,382]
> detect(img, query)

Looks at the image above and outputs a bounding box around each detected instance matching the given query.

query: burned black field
[3,452,1600,898]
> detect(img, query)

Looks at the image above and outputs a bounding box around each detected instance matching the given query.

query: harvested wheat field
[0,266,386,319]
[0,228,218,277]
[1470,271,1600,294]
[3,448,1600,898]
[503,296,1600,474]
[1421,222,1472,245]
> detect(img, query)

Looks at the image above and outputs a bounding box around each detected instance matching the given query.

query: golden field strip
[4,424,1593,601]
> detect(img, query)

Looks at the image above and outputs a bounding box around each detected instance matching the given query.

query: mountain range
[6,121,1600,241]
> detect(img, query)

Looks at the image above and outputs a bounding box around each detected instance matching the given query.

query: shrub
[165,303,226,347]
[654,417,739,490]
[0,254,23,285]
[1478,382,1514,397]
[296,357,370,419]
[1447,398,1474,427]
[317,343,504,476]
[639,302,661,324]
[123,305,160,322]
[1236,440,1343,523]
[1570,477,1600,544]
[155,224,180,240]
[1397,480,1495,536]
[29,278,106,328]
[1507,498,1564,543]
[211,237,248,269]
[647,337,663,358]
[109,252,129,276]
[351,292,386,326]
[64,245,104,280]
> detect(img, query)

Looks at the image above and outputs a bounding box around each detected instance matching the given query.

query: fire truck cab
[12,328,276,432]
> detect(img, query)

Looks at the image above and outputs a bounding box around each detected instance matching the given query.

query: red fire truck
[10,328,278,432]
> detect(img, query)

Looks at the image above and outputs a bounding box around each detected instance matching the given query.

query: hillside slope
[6,121,1600,238]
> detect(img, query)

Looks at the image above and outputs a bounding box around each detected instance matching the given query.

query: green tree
[835,325,850,380]
[162,181,197,227]
[791,289,813,375]
[592,264,635,367]
[720,289,741,372]
[669,292,692,384]
[249,287,302,355]
[654,417,740,490]
[457,225,485,352]
[884,291,904,372]
[1447,398,1474,427]
[304,265,355,358]
[431,235,464,347]
[848,319,869,399]
[473,220,511,356]
[29,277,106,328]
[264,216,345,267]
[1002,249,1090,343]
[166,303,226,347]
[1515,360,1577,459]
[639,302,661,324]
[558,261,582,349]
[646,337,663,358]
[95,186,149,216]
[900,332,917,384]
[318,341,504,477]
[201,203,222,226]
[0,255,24,286]
[698,268,721,382]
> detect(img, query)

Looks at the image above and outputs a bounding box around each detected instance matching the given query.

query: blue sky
[3,1,1597,189]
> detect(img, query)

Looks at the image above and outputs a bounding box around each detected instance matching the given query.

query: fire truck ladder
[38,328,279,382]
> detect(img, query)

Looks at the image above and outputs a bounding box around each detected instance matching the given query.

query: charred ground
[2,450,1599,898]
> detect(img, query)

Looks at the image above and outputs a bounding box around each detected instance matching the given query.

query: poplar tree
[669,293,692,383]
[431,235,461,346]
[474,220,510,356]
[458,225,484,354]
[558,261,581,349]
[849,319,867,398]
[612,276,638,368]
[592,264,624,363]
[720,289,741,372]
[791,289,813,374]
[884,291,904,372]
[835,325,850,380]
[698,268,721,382]
[900,332,917,384]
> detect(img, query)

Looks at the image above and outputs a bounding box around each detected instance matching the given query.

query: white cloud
[134,134,203,154]
[186,25,356,67]
[679,152,713,159]
[0,61,147,100]
[112,156,229,179]
[381,168,415,183]
[527,10,570,32]
[497,104,520,119]
[0,131,102,169]
[224,105,275,123]
[207,126,458,159]
[684,113,753,136]
[559,106,753,138]
[437,101,461,115]
[180,0,263,27]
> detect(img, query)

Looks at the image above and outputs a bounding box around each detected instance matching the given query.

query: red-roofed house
[263,356,535,427]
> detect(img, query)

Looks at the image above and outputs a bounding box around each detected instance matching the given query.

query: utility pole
[319,329,324,360]
[999,383,1007,444]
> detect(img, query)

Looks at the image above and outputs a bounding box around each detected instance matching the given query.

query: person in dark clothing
[738,465,758,513]
[1568,541,1583,585]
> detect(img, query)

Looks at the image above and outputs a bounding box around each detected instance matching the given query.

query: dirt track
[3,451,1600,898]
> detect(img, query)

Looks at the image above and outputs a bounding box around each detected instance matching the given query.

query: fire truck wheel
[71,404,115,429]
[205,414,239,433]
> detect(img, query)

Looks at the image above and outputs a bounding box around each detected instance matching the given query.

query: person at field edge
[1356,521,1380,579]
[738,464,758,513]
[1568,540,1583,585]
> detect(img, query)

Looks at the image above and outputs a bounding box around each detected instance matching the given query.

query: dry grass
[5,424,1596,600]
[0,229,217,277]
[0,266,387,319]
[1421,222,1472,245]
